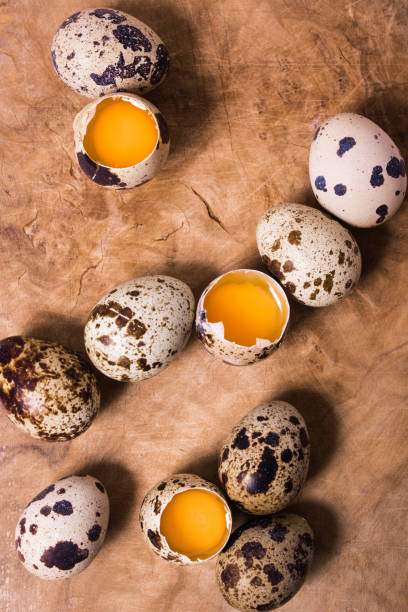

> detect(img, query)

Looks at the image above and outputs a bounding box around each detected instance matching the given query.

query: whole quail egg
[256,203,362,307]
[15,475,109,580]
[0,336,99,441]
[139,473,232,565]
[216,513,314,611]
[219,401,310,515]
[74,93,169,189]
[196,269,290,366]
[51,8,169,97]
[84,276,195,382]
[310,113,406,227]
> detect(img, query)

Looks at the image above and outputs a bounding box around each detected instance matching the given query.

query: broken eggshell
[51,8,169,98]
[139,473,232,565]
[15,475,109,580]
[73,93,170,189]
[195,269,290,366]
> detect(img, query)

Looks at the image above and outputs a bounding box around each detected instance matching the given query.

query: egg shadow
[74,460,137,545]
[23,311,129,415]
[276,388,339,479]
[114,0,218,162]
[288,498,341,577]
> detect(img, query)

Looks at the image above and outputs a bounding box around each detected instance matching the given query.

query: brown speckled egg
[84,276,195,382]
[15,475,109,580]
[256,203,362,307]
[51,8,169,97]
[196,269,290,366]
[0,336,100,441]
[74,93,170,189]
[218,401,310,514]
[139,474,232,565]
[216,513,314,611]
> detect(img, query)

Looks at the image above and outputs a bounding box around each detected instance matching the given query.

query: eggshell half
[139,473,232,565]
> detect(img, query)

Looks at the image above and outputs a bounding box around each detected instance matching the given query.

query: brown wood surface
[1,1,408,610]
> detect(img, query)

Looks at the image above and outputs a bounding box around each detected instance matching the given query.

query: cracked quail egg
[139,473,232,565]
[15,475,109,580]
[51,8,169,98]
[218,401,310,515]
[257,203,362,307]
[310,113,406,227]
[216,513,314,611]
[84,275,195,382]
[74,93,169,189]
[196,269,290,366]
[0,336,99,441]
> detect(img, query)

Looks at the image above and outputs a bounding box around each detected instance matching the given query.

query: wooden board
[1,0,407,610]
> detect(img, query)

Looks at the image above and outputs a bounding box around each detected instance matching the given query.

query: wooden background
[1,0,408,610]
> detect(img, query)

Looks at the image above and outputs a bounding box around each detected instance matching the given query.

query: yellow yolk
[204,272,288,347]
[160,490,229,561]
[83,97,158,168]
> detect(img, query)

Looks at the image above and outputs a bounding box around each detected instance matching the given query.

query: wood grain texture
[1,0,408,610]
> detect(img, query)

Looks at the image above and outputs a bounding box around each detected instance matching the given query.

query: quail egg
[0,336,99,440]
[257,203,362,307]
[219,401,310,515]
[15,475,109,580]
[84,276,195,382]
[310,113,406,227]
[139,473,232,565]
[216,513,314,611]
[51,8,169,97]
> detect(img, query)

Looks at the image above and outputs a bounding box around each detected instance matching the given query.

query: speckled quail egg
[74,93,169,189]
[216,513,314,611]
[257,203,362,307]
[139,473,232,565]
[15,475,109,580]
[51,8,169,97]
[310,113,406,227]
[84,276,195,382]
[218,401,310,515]
[196,269,290,366]
[0,336,99,441]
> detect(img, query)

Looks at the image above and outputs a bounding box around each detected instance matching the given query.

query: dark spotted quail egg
[216,513,314,611]
[257,203,362,307]
[51,8,169,98]
[218,401,310,515]
[310,113,406,227]
[140,474,232,565]
[0,336,100,441]
[15,475,109,580]
[84,276,195,382]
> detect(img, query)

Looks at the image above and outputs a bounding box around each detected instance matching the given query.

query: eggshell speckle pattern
[219,401,310,515]
[0,336,99,441]
[257,204,362,307]
[139,473,232,565]
[310,113,406,227]
[51,8,169,98]
[74,93,170,189]
[15,475,109,580]
[196,270,290,366]
[84,276,195,382]
[216,513,314,611]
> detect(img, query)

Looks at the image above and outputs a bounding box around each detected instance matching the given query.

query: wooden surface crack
[190,186,229,233]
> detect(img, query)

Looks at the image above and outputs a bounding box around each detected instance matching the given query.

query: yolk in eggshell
[83,97,158,168]
[204,271,288,347]
[160,489,229,561]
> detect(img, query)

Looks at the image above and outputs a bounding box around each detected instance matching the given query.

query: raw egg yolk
[204,271,288,347]
[83,97,158,168]
[160,490,229,561]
